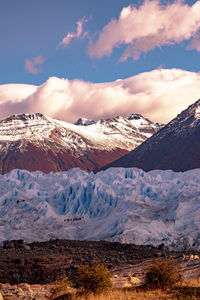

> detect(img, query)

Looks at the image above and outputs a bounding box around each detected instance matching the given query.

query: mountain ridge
[0,112,161,174]
[99,99,200,172]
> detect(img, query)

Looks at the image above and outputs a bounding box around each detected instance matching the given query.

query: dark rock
[0,239,186,285]
[3,241,15,249]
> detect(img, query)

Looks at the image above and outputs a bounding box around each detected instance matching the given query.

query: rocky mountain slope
[0,239,160,285]
[1,167,200,250]
[99,99,200,172]
[0,240,199,299]
[0,112,160,174]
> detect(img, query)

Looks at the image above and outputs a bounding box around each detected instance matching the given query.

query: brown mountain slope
[99,99,200,172]
[0,113,160,174]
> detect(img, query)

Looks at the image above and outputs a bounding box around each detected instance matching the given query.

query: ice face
[0,167,199,250]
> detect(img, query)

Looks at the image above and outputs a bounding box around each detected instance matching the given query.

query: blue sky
[0,0,200,124]
[0,0,200,85]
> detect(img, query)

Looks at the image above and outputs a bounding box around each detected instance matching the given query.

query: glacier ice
[0,167,200,250]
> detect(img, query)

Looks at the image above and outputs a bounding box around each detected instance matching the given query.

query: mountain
[99,99,200,172]
[0,112,160,174]
[74,118,96,126]
[1,167,200,250]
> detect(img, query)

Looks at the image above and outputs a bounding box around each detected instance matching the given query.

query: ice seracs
[0,167,200,250]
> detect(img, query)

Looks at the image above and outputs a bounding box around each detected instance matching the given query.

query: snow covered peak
[3,113,47,123]
[74,118,96,126]
[127,113,153,127]
[0,113,53,142]
[0,112,161,147]
[189,98,200,109]
[186,99,200,120]
[128,113,147,121]
[194,106,200,118]
[0,111,163,175]
[166,98,200,131]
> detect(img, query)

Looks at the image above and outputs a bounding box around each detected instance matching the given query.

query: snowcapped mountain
[0,112,160,174]
[1,167,200,250]
[99,99,200,172]
[74,118,96,126]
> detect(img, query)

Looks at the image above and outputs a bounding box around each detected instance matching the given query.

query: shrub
[51,277,72,299]
[76,261,112,294]
[145,258,181,289]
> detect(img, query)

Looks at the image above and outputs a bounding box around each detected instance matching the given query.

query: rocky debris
[0,239,199,287]
[112,274,141,288]
[0,239,199,298]
[0,239,165,285]
[0,283,51,299]
[3,240,31,250]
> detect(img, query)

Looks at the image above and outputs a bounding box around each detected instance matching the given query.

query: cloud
[1,69,200,124]
[25,56,45,74]
[188,34,200,51]
[58,17,88,48]
[88,0,200,61]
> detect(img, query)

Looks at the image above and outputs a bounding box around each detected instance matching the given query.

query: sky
[0,0,200,123]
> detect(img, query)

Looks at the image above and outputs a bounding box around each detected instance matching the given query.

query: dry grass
[178,279,200,287]
[51,280,200,300]
[67,280,200,300]
[75,288,200,300]
[76,289,174,300]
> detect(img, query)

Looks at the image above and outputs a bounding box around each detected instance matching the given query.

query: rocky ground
[0,283,51,300]
[0,239,200,299]
[0,239,166,285]
[0,239,199,285]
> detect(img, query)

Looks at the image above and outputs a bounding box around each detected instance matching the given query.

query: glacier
[0,167,200,250]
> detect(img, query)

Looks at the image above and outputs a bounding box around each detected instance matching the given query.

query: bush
[51,277,72,299]
[76,261,112,294]
[145,258,181,289]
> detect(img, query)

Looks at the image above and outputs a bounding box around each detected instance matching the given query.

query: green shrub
[145,258,181,289]
[76,261,112,294]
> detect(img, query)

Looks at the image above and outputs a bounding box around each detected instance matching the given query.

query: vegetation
[144,258,181,289]
[75,280,200,299]
[51,277,73,299]
[76,261,112,294]
[49,258,200,300]
[74,286,200,300]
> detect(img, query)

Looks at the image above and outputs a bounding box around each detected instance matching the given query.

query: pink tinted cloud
[88,0,200,61]
[188,34,200,51]
[58,18,88,48]
[0,69,200,124]
[25,56,45,74]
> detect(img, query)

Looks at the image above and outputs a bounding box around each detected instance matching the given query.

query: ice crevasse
[0,167,200,250]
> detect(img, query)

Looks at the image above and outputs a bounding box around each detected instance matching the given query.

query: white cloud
[58,17,88,48]
[88,0,200,61]
[25,56,45,74]
[0,68,200,124]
